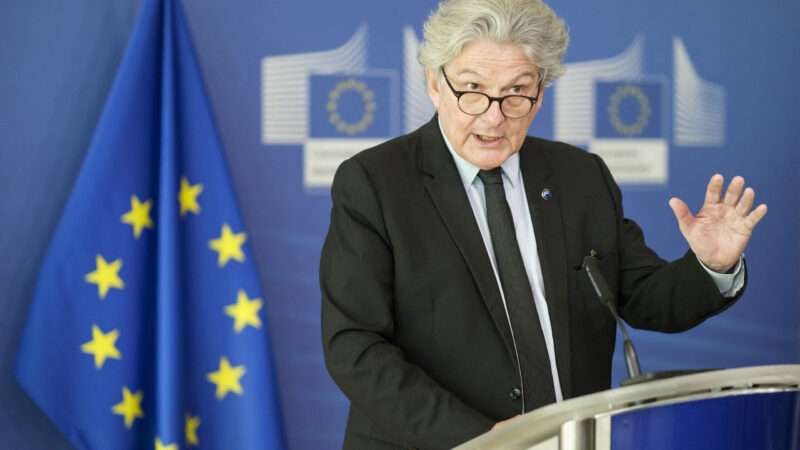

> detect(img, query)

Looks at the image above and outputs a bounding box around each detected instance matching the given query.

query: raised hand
[668,174,767,273]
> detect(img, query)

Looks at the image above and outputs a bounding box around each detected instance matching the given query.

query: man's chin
[465,147,512,170]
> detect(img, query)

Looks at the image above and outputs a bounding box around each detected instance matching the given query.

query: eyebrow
[453,69,538,88]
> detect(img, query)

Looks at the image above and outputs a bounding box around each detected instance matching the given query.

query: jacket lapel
[519,140,573,399]
[418,118,519,366]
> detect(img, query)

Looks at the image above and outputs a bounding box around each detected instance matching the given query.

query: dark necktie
[477,168,556,409]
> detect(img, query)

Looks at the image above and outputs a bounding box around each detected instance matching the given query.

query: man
[320,0,767,449]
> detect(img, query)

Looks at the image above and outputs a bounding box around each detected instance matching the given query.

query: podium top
[455,364,800,450]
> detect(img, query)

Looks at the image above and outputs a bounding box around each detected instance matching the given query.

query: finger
[735,187,755,215]
[704,174,724,205]
[744,204,768,230]
[723,176,745,206]
[669,197,693,232]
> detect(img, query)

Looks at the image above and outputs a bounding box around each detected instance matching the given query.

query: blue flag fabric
[15,0,286,449]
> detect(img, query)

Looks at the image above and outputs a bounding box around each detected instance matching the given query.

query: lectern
[455,365,800,450]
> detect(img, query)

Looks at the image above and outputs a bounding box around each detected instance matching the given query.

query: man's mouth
[475,134,502,143]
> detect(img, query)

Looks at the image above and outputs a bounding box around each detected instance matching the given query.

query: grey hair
[418,0,569,85]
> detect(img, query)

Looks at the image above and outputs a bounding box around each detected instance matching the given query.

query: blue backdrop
[1,1,798,449]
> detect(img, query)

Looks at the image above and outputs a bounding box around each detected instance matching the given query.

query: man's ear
[425,68,441,109]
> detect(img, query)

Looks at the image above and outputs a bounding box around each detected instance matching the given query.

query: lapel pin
[541,188,553,200]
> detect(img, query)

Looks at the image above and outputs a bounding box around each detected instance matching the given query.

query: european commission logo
[596,82,663,139]
[554,36,726,184]
[261,28,724,187]
[260,26,431,188]
[310,75,390,137]
[590,80,668,184]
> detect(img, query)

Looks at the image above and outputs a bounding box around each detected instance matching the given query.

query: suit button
[509,387,521,400]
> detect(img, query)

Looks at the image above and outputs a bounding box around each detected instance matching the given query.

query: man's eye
[466,82,479,90]
[510,85,524,94]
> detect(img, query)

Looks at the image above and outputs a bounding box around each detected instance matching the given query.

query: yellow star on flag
[208,224,247,267]
[225,290,263,333]
[207,356,246,400]
[185,414,201,446]
[178,176,203,216]
[121,195,154,239]
[85,254,124,299]
[155,438,178,450]
[80,324,121,369]
[111,386,144,429]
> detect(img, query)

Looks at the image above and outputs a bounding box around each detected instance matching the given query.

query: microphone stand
[582,254,713,386]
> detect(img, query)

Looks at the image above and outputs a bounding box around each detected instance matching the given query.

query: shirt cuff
[696,255,746,298]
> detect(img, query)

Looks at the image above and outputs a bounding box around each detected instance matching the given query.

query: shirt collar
[438,117,520,188]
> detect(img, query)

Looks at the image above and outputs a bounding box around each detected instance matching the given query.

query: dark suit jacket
[320,117,739,450]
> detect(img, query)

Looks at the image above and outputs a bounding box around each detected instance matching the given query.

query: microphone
[582,252,716,386]
[582,253,642,380]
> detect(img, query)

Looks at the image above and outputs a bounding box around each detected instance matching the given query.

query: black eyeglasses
[441,68,543,119]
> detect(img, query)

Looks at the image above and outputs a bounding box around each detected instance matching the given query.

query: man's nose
[481,99,505,125]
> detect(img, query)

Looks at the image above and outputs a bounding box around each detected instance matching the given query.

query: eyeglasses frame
[440,67,545,119]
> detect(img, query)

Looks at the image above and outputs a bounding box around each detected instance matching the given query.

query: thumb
[668,197,693,232]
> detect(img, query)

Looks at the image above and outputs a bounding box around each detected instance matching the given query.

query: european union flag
[309,73,396,138]
[595,80,664,138]
[15,0,286,449]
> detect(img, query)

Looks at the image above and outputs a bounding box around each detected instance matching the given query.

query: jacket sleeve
[320,158,495,449]
[592,154,745,332]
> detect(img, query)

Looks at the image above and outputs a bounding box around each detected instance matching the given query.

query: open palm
[668,174,768,273]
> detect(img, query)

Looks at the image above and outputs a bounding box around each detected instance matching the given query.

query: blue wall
[1,1,798,449]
